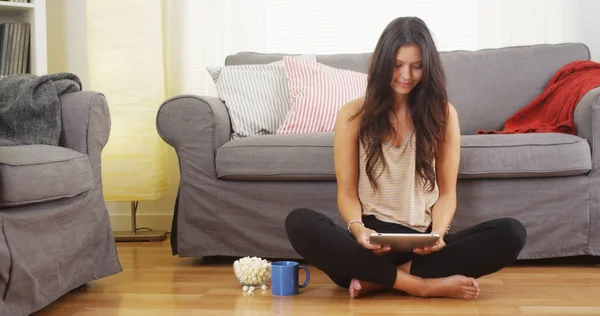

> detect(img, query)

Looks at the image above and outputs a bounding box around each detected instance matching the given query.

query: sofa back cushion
[225,43,590,135]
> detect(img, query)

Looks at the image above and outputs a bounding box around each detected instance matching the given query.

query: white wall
[580,0,600,61]
[47,0,88,86]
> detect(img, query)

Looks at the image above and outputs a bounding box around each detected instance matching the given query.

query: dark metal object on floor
[114,201,168,242]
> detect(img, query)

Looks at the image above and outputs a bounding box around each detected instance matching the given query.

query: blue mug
[271,261,310,296]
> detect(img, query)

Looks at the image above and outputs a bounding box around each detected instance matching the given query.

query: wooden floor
[35,238,600,316]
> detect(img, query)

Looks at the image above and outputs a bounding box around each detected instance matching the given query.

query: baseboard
[109,213,173,232]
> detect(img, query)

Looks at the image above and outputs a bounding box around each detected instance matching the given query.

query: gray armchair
[0,91,122,316]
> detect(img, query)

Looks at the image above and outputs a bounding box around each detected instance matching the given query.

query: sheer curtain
[263,0,480,53]
[165,0,584,97]
[263,0,582,52]
[478,0,583,49]
[163,0,266,97]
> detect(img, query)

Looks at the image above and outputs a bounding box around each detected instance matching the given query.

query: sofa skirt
[172,173,593,261]
[0,190,122,316]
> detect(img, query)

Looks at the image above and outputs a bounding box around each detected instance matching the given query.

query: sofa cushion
[0,145,93,208]
[216,133,334,180]
[216,132,591,181]
[459,133,591,179]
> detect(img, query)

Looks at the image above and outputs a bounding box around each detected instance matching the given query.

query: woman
[284,17,527,300]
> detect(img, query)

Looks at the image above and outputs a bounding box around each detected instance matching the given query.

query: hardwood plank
[34,239,600,315]
[520,306,600,315]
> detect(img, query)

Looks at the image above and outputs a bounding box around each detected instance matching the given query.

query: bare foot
[417,275,480,299]
[349,279,385,299]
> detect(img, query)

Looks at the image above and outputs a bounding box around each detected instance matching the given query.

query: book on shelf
[0,22,30,78]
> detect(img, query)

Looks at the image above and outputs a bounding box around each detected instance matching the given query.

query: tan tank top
[357,129,439,232]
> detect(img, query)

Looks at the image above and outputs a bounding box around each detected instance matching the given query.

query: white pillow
[207,54,316,139]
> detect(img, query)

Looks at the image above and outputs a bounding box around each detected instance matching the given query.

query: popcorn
[233,256,271,291]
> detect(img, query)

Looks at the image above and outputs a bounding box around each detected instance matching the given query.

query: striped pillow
[277,56,367,134]
[207,54,316,139]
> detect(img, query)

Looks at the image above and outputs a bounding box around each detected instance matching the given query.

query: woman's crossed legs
[285,208,527,299]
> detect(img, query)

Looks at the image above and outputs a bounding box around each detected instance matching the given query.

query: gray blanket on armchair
[0,72,82,146]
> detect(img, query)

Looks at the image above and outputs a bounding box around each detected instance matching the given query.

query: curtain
[86,0,169,201]
[580,0,600,61]
[263,0,479,53]
[162,0,266,97]
[172,0,584,57]
[170,0,583,99]
[478,0,583,49]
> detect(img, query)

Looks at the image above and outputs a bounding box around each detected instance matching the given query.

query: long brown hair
[351,17,448,192]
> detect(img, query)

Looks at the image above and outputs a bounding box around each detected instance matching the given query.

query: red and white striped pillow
[276,56,367,134]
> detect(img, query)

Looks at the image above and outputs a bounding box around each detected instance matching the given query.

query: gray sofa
[157,43,600,262]
[0,91,122,316]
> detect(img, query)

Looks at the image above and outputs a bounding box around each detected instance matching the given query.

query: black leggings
[285,208,527,289]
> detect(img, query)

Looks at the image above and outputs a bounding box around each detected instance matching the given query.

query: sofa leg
[70,283,91,293]
[202,256,235,264]
[596,256,600,266]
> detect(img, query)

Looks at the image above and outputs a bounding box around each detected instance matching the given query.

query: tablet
[369,233,440,252]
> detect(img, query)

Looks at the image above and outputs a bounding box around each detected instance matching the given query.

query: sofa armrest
[581,88,600,255]
[156,95,231,166]
[156,95,231,255]
[574,87,600,152]
[58,91,111,156]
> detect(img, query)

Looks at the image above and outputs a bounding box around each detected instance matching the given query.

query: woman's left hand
[413,236,446,255]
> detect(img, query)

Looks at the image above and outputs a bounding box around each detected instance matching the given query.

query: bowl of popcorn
[233,256,271,294]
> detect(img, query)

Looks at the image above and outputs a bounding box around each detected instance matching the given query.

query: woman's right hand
[351,225,391,255]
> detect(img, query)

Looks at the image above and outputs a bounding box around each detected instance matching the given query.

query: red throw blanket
[478,60,600,135]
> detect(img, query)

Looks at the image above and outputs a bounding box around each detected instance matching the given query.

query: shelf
[0,2,34,12]
[0,0,45,75]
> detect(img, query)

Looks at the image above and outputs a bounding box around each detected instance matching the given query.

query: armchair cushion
[0,145,92,208]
